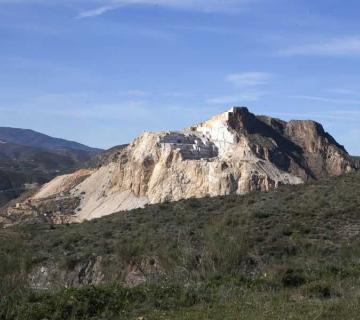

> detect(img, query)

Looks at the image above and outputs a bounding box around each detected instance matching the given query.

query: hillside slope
[1,171,360,319]
[8,107,356,224]
[0,127,101,154]
[0,128,102,207]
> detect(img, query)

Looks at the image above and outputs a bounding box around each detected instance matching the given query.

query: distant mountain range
[0,127,102,207]
[0,127,101,154]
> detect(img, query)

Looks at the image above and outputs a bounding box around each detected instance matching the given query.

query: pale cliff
[3,107,356,224]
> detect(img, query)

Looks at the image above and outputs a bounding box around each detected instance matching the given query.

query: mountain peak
[228,106,250,114]
[3,107,357,225]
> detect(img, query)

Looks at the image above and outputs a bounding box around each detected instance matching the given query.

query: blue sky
[0,0,359,154]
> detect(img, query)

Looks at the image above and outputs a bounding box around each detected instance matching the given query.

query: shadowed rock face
[352,156,360,169]
[3,107,356,225]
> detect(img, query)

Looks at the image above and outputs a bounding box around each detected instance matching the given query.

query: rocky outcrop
[29,257,105,290]
[28,256,164,290]
[351,156,360,169]
[4,107,356,224]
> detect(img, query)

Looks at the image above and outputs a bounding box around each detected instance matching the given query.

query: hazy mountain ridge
[85,144,129,168]
[0,127,102,154]
[0,128,102,207]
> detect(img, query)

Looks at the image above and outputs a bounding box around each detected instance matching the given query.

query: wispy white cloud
[77,4,121,19]
[280,37,360,56]
[118,89,149,97]
[207,92,264,104]
[0,0,254,18]
[77,0,253,19]
[171,24,243,34]
[207,72,271,105]
[290,95,360,105]
[226,72,272,87]
[327,88,359,95]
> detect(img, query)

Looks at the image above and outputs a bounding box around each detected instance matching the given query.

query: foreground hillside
[0,128,102,207]
[1,171,360,319]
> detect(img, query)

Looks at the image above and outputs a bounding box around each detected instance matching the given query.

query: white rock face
[16,107,355,223]
[190,109,237,154]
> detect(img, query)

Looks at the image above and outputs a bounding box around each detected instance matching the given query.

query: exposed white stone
[22,107,353,223]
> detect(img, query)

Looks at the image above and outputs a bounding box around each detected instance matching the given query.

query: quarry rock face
[4,107,356,224]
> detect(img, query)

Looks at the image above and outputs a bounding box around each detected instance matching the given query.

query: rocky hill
[3,107,356,225]
[0,128,102,207]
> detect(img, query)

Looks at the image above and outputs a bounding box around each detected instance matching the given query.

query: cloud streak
[207,92,264,104]
[226,72,272,87]
[77,4,122,18]
[290,95,360,105]
[206,71,271,105]
[280,37,360,56]
[77,0,252,18]
[0,0,254,17]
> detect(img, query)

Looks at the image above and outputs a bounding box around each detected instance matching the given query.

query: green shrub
[281,269,305,288]
[301,281,339,299]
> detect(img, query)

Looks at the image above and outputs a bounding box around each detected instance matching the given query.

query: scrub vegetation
[1,171,360,319]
